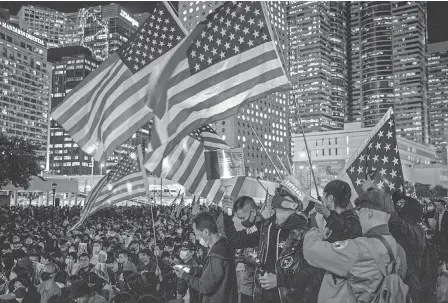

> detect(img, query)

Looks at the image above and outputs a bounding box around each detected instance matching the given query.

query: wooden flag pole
[248,123,283,180]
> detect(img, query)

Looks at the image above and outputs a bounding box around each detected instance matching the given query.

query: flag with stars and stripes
[52,2,187,162]
[144,1,291,172]
[147,124,246,203]
[175,195,186,218]
[338,108,404,202]
[70,148,146,231]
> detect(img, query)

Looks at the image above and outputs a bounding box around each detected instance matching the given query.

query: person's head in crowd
[12,275,31,292]
[136,294,160,303]
[9,265,29,281]
[400,197,423,223]
[67,252,78,263]
[426,202,435,212]
[83,234,90,243]
[126,273,147,298]
[74,234,82,244]
[160,251,172,265]
[68,245,77,254]
[118,249,130,264]
[138,249,153,265]
[322,180,352,213]
[54,270,69,288]
[179,242,196,263]
[66,275,82,288]
[28,250,40,263]
[12,240,22,251]
[24,235,33,246]
[86,271,105,293]
[233,196,261,229]
[191,212,219,248]
[153,245,162,257]
[111,292,136,303]
[51,251,65,265]
[37,241,45,250]
[69,279,95,302]
[40,263,58,284]
[188,231,196,243]
[164,239,174,253]
[391,190,406,210]
[354,189,394,234]
[41,252,52,265]
[128,241,140,255]
[435,199,447,213]
[271,177,305,224]
[12,235,20,243]
[58,239,68,252]
[92,240,102,255]
[172,254,182,265]
[78,253,90,269]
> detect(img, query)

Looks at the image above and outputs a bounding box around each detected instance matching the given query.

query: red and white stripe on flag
[51,2,187,161]
[144,1,291,172]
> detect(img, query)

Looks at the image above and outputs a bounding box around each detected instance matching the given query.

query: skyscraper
[349,2,428,143]
[48,46,100,175]
[0,21,52,165]
[178,1,290,181]
[428,41,448,165]
[17,5,66,48]
[287,2,349,133]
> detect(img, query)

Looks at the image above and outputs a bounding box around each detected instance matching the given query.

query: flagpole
[137,145,159,268]
[248,123,283,180]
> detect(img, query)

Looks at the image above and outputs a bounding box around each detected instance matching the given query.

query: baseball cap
[356,189,394,214]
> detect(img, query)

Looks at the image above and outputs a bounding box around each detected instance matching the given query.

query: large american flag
[51,2,187,161]
[144,1,291,172]
[149,125,246,203]
[70,149,146,231]
[338,108,404,200]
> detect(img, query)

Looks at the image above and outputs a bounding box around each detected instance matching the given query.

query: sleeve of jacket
[303,228,359,277]
[183,257,225,295]
[223,214,260,249]
[326,210,362,240]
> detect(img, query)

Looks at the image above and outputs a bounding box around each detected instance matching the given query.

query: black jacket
[223,213,322,303]
[325,209,362,243]
[182,238,238,303]
[389,211,426,303]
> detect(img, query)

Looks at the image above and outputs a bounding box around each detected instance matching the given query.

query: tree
[0,134,45,190]
[414,182,433,199]
[432,185,448,198]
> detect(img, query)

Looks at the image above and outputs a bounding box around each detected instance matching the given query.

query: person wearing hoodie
[174,211,238,303]
[222,176,322,303]
[388,196,426,303]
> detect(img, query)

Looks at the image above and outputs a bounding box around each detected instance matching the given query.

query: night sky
[1,1,448,43]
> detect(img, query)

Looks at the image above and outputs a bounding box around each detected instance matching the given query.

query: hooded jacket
[223,213,322,303]
[182,238,238,303]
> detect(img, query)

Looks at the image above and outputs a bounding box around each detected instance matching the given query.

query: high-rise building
[428,41,448,165]
[48,46,100,175]
[0,21,52,165]
[17,5,66,48]
[287,2,349,133]
[178,1,290,181]
[74,4,141,61]
[349,2,428,144]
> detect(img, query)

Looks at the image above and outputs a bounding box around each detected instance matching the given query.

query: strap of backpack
[372,236,397,274]
[359,238,388,277]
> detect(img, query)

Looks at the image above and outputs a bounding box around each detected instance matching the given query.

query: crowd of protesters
[0,176,447,303]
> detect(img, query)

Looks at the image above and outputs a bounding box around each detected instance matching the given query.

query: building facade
[287,2,349,133]
[0,21,52,164]
[178,1,290,181]
[428,41,448,165]
[349,2,428,143]
[48,46,101,175]
[291,122,439,189]
[17,5,66,48]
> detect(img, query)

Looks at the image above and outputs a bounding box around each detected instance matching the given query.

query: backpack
[368,236,412,303]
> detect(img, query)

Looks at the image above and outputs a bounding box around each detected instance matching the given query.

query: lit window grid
[0,26,51,154]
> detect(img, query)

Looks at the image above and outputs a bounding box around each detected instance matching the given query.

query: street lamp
[52,183,57,207]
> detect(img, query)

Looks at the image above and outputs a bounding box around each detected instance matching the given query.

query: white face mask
[199,238,208,248]
[179,251,189,260]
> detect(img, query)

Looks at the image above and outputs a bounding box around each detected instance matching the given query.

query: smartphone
[309,196,323,205]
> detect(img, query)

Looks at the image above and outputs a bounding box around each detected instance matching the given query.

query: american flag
[175,195,186,218]
[338,108,404,200]
[147,125,246,203]
[70,149,146,231]
[145,1,291,172]
[51,2,187,161]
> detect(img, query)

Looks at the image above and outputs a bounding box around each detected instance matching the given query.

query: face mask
[241,210,256,228]
[40,272,53,281]
[271,194,298,211]
[199,237,208,248]
[179,251,189,260]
